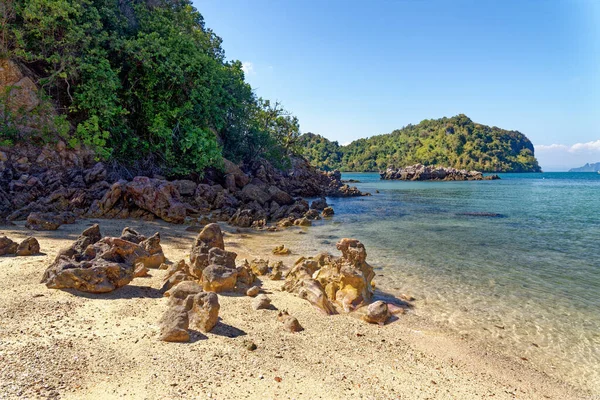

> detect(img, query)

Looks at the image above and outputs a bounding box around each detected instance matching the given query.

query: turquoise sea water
[288,172,600,392]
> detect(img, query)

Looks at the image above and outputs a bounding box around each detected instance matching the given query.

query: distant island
[300,114,541,173]
[569,162,600,172]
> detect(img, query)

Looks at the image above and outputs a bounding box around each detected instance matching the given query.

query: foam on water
[247,172,600,393]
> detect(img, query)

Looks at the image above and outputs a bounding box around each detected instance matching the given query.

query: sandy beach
[0,219,590,399]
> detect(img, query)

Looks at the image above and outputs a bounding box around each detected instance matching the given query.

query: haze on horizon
[197,0,599,171]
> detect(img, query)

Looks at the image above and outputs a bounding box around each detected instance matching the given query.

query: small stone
[272,245,291,255]
[246,286,260,297]
[244,340,257,351]
[252,294,271,310]
[134,263,149,278]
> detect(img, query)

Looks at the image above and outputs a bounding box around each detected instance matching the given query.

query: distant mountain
[569,162,600,172]
[300,114,541,173]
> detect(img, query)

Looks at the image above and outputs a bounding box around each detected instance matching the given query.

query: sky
[196,0,599,171]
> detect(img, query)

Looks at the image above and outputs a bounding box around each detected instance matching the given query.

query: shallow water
[252,172,600,392]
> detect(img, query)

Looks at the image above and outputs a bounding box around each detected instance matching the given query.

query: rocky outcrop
[90,177,189,223]
[41,224,165,293]
[189,223,225,278]
[0,236,40,256]
[159,289,220,342]
[0,141,362,228]
[283,238,375,314]
[380,164,500,181]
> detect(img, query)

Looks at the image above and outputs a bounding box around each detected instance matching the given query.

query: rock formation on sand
[380,164,500,181]
[159,282,220,342]
[282,238,375,314]
[0,236,40,256]
[41,224,166,293]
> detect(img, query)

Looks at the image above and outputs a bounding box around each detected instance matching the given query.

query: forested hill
[300,115,541,172]
[1,0,300,176]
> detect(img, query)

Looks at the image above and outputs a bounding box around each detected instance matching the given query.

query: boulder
[223,158,250,188]
[278,311,303,332]
[304,209,321,220]
[41,226,152,293]
[120,227,146,244]
[190,223,225,276]
[16,237,40,256]
[240,184,270,205]
[246,286,260,297]
[363,301,390,326]
[166,281,204,303]
[283,239,375,314]
[186,292,220,333]
[310,197,328,210]
[201,264,238,293]
[173,180,197,196]
[208,247,237,268]
[250,258,270,276]
[252,294,272,310]
[139,233,166,268]
[0,236,18,256]
[134,264,149,278]
[25,212,61,231]
[293,217,312,227]
[159,305,190,342]
[267,186,294,205]
[272,245,291,256]
[321,207,335,217]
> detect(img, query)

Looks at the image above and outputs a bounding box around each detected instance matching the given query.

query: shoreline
[0,218,592,399]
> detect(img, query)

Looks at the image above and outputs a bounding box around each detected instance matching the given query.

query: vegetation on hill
[1,0,300,175]
[300,115,541,172]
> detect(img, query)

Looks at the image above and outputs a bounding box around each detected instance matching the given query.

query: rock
[380,164,500,181]
[41,226,151,293]
[293,217,312,227]
[235,261,256,287]
[278,311,304,332]
[277,217,294,228]
[25,212,61,231]
[310,197,328,210]
[283,239,375,314]
[304,209,321,220]
[267,186,294,205]
[363,301,390,325]
[208,247,237,268]
[321,207,335,217]
[159,305,190,342]
[272,245,290,256]
[84,162,107,184]
[0,236,18,256]
[244,340,258,351]
[223,158,250,188]
[96,177,188,223]
[173,180,197,196]
[161,271,191,294]
[252,294,272,310]
[186,292,220,333]
[246,286,260,297]
[250,259,270,276]
[240,184,270,205]
[120,227,146,243]
[165,281,204,302]
[190,223,224,276]
[201,264,238,293]
[134,264,149,278]
[270,261,285,280]
[16,237,40,256]
[139,233,166,268]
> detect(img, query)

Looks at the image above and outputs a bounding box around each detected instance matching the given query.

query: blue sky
[196,0,599,171]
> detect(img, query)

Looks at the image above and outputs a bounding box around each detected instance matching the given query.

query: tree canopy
[1,0,300,175]
[300,115,541,173]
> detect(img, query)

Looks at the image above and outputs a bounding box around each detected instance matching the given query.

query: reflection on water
[244,172,600,393]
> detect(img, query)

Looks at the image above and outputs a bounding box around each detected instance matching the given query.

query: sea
[253,172,600,393]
